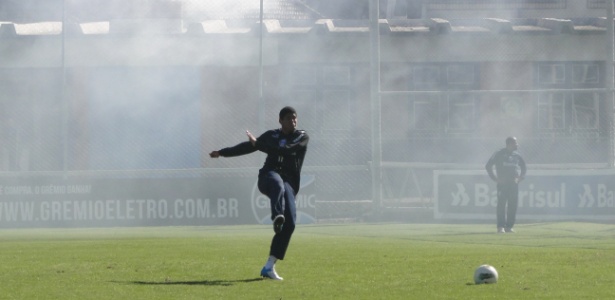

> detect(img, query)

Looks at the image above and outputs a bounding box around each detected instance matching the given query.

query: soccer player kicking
[209,106,309,280]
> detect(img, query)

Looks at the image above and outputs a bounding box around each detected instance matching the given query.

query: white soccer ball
[474,264,498,284]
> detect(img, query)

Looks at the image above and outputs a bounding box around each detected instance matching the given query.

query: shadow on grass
[113,278,264,287]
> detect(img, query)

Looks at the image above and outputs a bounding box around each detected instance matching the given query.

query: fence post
[369,0,382,214]
[608,0,614,167]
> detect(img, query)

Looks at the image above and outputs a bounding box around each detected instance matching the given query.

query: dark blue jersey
[218,129,309,194]
[485,148,526,184]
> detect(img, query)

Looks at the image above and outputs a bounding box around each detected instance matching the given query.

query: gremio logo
[251,174,317,224]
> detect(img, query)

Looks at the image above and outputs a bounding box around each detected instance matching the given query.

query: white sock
[265,255,278,269]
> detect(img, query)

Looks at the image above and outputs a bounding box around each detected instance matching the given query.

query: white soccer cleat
[260,266,283,280]
[497,227,505,234]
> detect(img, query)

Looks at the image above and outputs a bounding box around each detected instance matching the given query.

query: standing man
[485,136,526,234]
[209,106,309,280]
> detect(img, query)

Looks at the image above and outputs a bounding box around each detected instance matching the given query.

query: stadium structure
[0,0,613,227]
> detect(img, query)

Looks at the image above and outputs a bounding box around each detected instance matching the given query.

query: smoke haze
[0,0,611,228]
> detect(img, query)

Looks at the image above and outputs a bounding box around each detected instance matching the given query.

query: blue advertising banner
[434,169,615,221]
[0,174,319,228]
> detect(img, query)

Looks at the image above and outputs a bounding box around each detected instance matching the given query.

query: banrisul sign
[0,174,318,228]
[434,169,615,221]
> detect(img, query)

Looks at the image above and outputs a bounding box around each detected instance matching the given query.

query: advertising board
[434,169,615,221]
[0,174,319,228]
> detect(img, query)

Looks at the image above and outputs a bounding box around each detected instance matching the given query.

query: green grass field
[0,222,613,299]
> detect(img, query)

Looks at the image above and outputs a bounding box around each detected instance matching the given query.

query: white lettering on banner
[474,184,496,207]
[255,194,270,209]
[578,184,615,208]
[451,183,471,206]
[41,185,66,195]
[216,198,238,218]
[174,198,212,219]
[67,185,92,194]
[518,184,566,208]
[0,185,92,196]
[578,185,595,208]
[437,170,615,221]
[450,183,496,207]
[253,194,316,210]
[251,175,318,224]
[296,194,316,209]
[39,185,92,195]
[449,182,567,208]
[0,198,240,223]
[0,201,35,221]
[2,186,34,195]
[597,184,615,207]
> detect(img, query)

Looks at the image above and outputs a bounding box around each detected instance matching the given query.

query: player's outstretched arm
[209,131,259,158]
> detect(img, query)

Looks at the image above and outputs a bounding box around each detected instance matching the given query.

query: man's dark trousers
[258,170,297,260]
[497,182,518,229]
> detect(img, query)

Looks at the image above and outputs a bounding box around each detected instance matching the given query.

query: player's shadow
[116,278,263,287]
